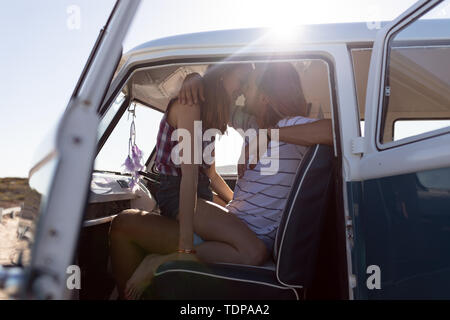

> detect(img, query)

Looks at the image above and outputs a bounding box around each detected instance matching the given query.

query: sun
[266,24,302,44]
[255,1,314,44]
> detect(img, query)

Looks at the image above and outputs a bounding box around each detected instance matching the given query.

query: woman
[110,63,270,300]
[154,63,248,250]
[110,62,312,300]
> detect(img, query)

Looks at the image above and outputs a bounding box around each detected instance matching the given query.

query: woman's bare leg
[110,199,268,299]
[109,209,179,299]
[193,199,268,265]
[122,199,269,299]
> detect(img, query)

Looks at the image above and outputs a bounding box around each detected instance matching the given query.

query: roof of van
[126,19,450,55]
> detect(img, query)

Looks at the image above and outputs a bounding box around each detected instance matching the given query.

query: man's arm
[269,119,334,146]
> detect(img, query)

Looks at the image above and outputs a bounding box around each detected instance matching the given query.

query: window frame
[376,0,450,151]
[349,45,373,138]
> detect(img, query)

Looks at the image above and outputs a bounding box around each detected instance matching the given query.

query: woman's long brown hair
[200,64,243,134]
[256,62,308,128]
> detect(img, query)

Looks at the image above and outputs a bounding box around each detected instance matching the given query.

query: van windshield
[95,102,163,173]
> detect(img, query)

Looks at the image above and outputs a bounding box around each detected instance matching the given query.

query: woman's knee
[110,209,143,237]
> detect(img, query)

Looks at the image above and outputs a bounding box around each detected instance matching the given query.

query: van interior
[74,57,350,300]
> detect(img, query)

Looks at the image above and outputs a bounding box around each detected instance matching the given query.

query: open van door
[14,0,140,299]
[351,0,450,299]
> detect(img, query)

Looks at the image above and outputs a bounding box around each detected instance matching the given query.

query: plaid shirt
[155,112,214,176]
[155,112,180,176]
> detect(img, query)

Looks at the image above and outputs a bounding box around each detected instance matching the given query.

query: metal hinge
[385,86,391,97]
[351,137,365,155]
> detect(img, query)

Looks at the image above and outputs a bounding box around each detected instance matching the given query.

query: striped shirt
[226,116,317,253]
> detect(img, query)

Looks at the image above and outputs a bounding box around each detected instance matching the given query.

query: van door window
[379,0,450,144]
[394,119,450,140]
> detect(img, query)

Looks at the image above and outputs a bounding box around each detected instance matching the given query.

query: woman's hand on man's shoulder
[179,73,205,105]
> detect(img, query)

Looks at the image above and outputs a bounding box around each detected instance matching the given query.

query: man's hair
[255,62,308,128]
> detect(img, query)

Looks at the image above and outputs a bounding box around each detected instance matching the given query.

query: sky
[0,0,422,178]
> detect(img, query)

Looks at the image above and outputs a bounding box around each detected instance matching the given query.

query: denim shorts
[156,173,211,246]
[155,172,213,220]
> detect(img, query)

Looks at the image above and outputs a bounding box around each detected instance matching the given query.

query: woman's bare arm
[176,102,201,251]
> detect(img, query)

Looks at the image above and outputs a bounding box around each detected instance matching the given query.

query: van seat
[143,145,335,300]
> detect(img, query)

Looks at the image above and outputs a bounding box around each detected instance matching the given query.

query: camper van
[1,0,449,300]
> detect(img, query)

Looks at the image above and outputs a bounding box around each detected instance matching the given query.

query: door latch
[351,137,364,155]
